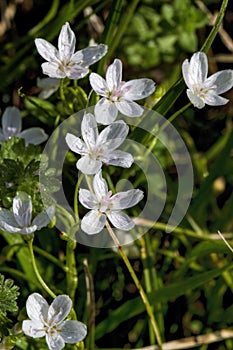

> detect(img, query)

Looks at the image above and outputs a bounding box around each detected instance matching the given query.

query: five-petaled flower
[182,51,233,109]
[65,113,134,175]
[0,192,55,234]
[35,22,107,79]
[89,58,156,124]
[0,106,48,146]
[79,170,143,234]
[22,293,87,350]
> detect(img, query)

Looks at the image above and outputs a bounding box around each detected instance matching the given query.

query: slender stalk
[140,236,155,345]
[83,258,96,350]
[33,245,67,272]
[218,230,233,253]
[143,102,191,156]
[74,174,84,221]
[65,237,78,302]
[59,78,65,101]
[27,237,56,298]
[200,0,229,53]
[105,220,163,349]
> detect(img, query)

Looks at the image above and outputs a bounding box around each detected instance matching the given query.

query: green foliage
[0,274,19,338]
[121,0,208,68]
[0,138,41,208]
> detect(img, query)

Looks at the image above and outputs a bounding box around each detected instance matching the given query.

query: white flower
[37,77,60,99]
[65,113,133,175]
[35,22,107,79]
[22,293,87,350]
[79,171,143,234]
[182,51,233,109]
[0,192,55,235]
[89,58,156,124]
[0,106,48,145]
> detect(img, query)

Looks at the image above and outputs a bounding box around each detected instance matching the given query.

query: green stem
[143,102,191,156]
[66,238,78,302]
[59,78,66,101]
[140,236,155,345]
[33,245,67,272]
[166,102,191,126]
[83,258,96,350]
[200,0,229,53]
[97,0,124,75]
[27,237,56,298]
[105,220,163,349]
[74,174,84,221]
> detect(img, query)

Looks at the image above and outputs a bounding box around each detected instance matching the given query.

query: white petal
[0,208,18,227]
[48,295,72,325]
[123,79,155,100]
[22,320,45,338]
[93,171,108,201]
[35,38,59,63]
[60,320,87,343]
[65,65,89,80]
[110,189,144,210]
[205,70,233,94]
[2,106,22,138]
[186,89,205,108]
[102,150,133,168]
[182,59,192,88]
[76,156,102,174]
[65,133,87,154]
[97,120,129,150]
[189,51,208,84]
[46,332,65,350]
[18,128,48,146]
[79,189,97,209]
[18,225,38,234]
[41,62,66,79]
[81,113,98,148]
[26,293,49,323]
[73,44,108,67]
[32,206,55,229]
[58,22,76,63]
[203,92,229,106]
[81,210,106,234]
[106,58,122,90]
[107,211,135,231]
[115,99,144,117]
[94,98,118,125]
[13,192,32,227]
[89,73,108,96]
[0,221,22,233]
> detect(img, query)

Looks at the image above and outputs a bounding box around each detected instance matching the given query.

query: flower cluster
[1,18,233,350]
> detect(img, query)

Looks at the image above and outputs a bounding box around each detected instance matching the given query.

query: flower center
[88,145,103,160]
[193,83,216,99]
[107,82,130,102]
[99,191,112,212]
